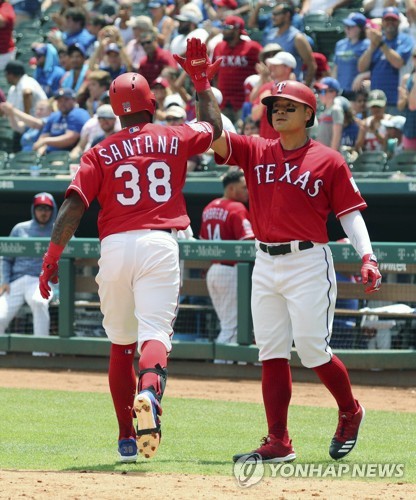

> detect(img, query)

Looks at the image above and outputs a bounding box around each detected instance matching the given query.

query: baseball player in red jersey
[199,169,254,348]
[178,39,382,463]
[38,71,223,463]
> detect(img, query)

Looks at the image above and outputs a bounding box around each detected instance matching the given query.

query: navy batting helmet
[110,73,156,117]
[262,80,316,128]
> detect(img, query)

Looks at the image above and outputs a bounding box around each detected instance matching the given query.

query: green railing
[1,238,415,369]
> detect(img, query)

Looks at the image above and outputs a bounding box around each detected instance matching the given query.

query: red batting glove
[39,242,65,299]
[361,254,382,294]
[173,38,222,92]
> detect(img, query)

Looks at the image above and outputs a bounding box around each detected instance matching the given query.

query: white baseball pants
[251,243,337,368]
[207,263,238,343]
[0,275,52,336]
[96,230,180,353]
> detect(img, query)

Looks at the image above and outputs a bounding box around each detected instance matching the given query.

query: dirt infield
[0,369,415,499]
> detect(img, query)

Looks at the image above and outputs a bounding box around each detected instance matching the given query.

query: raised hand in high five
[173,38,221,92]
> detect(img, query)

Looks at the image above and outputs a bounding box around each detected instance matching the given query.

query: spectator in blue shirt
[358,7,414,110]
[33,88,90,155]
[262,2,316,86]
[333,13,370,99]
[32,43,66,98]
[62,7,96,53]
[60,43,90,96]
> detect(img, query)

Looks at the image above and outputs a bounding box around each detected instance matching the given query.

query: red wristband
[47,241,65,260]
[194,79,211,93]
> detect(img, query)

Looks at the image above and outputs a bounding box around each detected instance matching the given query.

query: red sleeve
[66,149,102,208]
[229,205,255,240]
[328,160,367,218]
[214,131,268,170]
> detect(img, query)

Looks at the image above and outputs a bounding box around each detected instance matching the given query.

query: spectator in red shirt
[0,0,16,71]
[137,30,178,84]
[213,15,262,123]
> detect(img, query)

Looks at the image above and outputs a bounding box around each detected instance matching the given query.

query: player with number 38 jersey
[38,72,223,464]
[70,120,213,240]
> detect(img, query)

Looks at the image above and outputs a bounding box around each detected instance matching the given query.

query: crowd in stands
[1,0,416,170]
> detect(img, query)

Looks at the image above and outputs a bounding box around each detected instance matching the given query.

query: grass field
[0,388,414,482]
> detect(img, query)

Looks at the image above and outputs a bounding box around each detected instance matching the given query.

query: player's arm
[174,39,222,138]
[39,191,86,299]
[339,210,382,293]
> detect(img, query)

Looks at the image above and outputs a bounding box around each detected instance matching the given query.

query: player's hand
[39,253,59,299]
[173,38,221,92]
[361,254,382,294]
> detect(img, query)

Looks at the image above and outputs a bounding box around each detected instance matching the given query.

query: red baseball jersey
[199,198,254,241]
[253,81,280,140]
[213,39,262,111]
[67,121,214,240]
[214,134,367,243]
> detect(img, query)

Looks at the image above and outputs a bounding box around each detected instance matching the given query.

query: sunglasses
[141,40,153,45]
[166,116,182,122]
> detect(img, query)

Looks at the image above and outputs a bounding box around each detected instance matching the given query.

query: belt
[259,241,314,256]
[151,228,172,233]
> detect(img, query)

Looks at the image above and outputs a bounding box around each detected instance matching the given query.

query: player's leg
[233,249,296,463]
[0,277,26,334]
[288,245,364,460]
[96,233,140,463]
[24,276,51,336]
[207,264,238,343]
[133,231,180,459]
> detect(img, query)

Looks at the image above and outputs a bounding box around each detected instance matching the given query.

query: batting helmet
[110,73,156,117]
[262,80,316,128]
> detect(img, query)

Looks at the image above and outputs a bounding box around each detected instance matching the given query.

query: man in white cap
[91,104,118,146]
[250,51,297,139]
[381,115,406,157]
[170,4,208,56]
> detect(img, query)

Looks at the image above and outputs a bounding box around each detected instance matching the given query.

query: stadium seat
[8,151,40,172]
[352,151,388,175]
[0,151,8,171]
[303,12,331,32]
[0,128,15,154]
[40,151,71,173]
[387,151,416,173]
[309,25,344,61]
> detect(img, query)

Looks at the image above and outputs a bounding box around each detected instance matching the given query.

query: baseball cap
[222,15,245,31]
[382,6,400,20]
[54,88,76,99]
[33,193,54,208]
[150,76,169,89]
[175,5,203,25]
[105,43,120,54]
[127,15,153,29]
[32,44,48,57]
[266,51,296,69]
[67,43,86,57]
[211,87,223,106]
[165,105,187,119]
[381,115,406,130]
[367,89,387,107]
[163,94,185,108]
[214,0,238,9]
[148,0,166,8]
[314,77,341,93]
[97,104,116,119]
[342,12,367,28]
